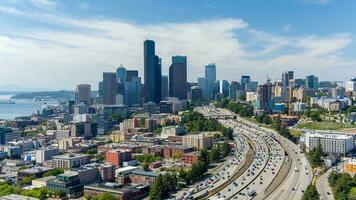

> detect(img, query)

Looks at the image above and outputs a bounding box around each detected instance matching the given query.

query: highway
[192,106,313,200]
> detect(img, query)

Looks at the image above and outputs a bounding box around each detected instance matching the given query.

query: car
[327,192,331,195]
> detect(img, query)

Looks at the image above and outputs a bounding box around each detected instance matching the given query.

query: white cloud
[0,6,353,89]
[79,2,90,10]
[31,0,57,8]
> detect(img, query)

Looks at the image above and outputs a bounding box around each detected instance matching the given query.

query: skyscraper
[229,81,241,100]
[144,40,162,103]
[205,63,217,100]
[197,77,208,100]
[75,84,91,105]
[116,65,127,84]
[103,72,118,105]
[305,75,319,90]
[255,79,273,113]
[169,56,187,99]
[241,75,251,91]
[126,70,139,82]
[217,80,230,98]
[161,75,169,99]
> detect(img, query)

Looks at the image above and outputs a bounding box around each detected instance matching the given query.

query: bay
[0,95,56,120]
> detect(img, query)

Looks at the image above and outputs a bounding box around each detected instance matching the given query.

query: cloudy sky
[0,0,355,90]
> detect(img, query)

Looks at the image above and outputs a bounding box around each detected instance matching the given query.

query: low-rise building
[51,154,90,169]
[304,132,355,155]
[18,167,51,181]
[344,158,356,173]
[160,125,184,138]
[129,169,159,187]
[47,172,83,198]
[181,152,199,164]
[84,183,149,200]
[31,176,56,187]
[35,147,60,163]
[106,149,132,167]
[182,132,213,149]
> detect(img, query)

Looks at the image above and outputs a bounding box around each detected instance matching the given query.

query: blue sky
[0,0,355,90]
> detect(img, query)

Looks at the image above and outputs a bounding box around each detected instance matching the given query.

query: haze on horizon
[0,0,355,90]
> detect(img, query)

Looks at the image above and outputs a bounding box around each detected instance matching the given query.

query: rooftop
[131,169,159,177]
[306,131,354,140]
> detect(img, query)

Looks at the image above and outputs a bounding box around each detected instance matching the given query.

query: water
[0,95,53,119]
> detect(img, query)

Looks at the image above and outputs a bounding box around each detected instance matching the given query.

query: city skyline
[0,0,355,90]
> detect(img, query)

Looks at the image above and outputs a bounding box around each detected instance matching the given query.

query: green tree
[301,184,320,200]
[308,144,323,168]
[199,149,209,164]
[221,142,231,158]
[209,146,220,163]
[97,192,117,200]
[43,168,64,177]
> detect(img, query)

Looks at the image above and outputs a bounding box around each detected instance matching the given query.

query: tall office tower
[305,75,319,90]
[281,71,294,100]
[126,70,139,82]
[144,39,162,103]
[75,84,91,105]
[116,65,127,84]
[169,56,187,99]
[217,80,230,98]
[161,75,169,99]
[103,72,118,105]
[229,81,241,100]
[198,77,208,100]
[125,76,142,106]
[255,79,273,113]
[241,75,251,90]
[205,63,217,100]
[98,82,103,96]
[346,77,356,92]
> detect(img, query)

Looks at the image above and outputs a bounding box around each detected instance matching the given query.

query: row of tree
[328,172,356,200]
[217,100,254,118]
[149,173,178,199]
[180,111,233,140]
[307,144,323,168]
[301,184,320,200]
[0,182,65,199]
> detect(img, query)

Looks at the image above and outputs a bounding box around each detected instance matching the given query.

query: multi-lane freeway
[173,106,313,200]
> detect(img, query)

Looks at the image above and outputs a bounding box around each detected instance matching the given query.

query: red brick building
[181,152,199,164]
[106,149,132,167]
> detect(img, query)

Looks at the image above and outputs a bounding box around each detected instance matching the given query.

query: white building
[304,131,354,154]
[160,125,184,138]
[35,148,60,163]
[182,132,214,149]
[346,77,356,92]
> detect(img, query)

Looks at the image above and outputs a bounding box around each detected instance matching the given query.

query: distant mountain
[0,84,53,92]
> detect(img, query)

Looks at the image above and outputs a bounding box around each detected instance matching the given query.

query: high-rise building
[205,63,217,100]
[229,81,241,100]
[190,86,203,102]
[144,40,162,103]
[241,75,251,90]
[255,80,273,113]
[161,75,169,99]
[75,84,91,105]
[197,77,208,100]
[346,77,356,92]
[124,76,142,106]
[217,80,229,98]
[169,56,187,99]
[116,65,127,84]
[305,75,319,90]
[103,72,118,105]
[126,70,138,82]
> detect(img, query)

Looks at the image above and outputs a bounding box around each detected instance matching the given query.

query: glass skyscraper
[169,56,187,99]
[205,63,217,100]
[144,40,162,103]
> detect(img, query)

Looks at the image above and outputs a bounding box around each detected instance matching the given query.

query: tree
[43,168,64,177]
[199,149,209,164]
[97,192,117,200]
[209,146,220,163]
[308,144,323,168]
[221,142,231,158]
[301,184,320,200]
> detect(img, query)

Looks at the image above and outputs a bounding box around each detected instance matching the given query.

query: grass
[289,128,302,137]
[297,121,356,131]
